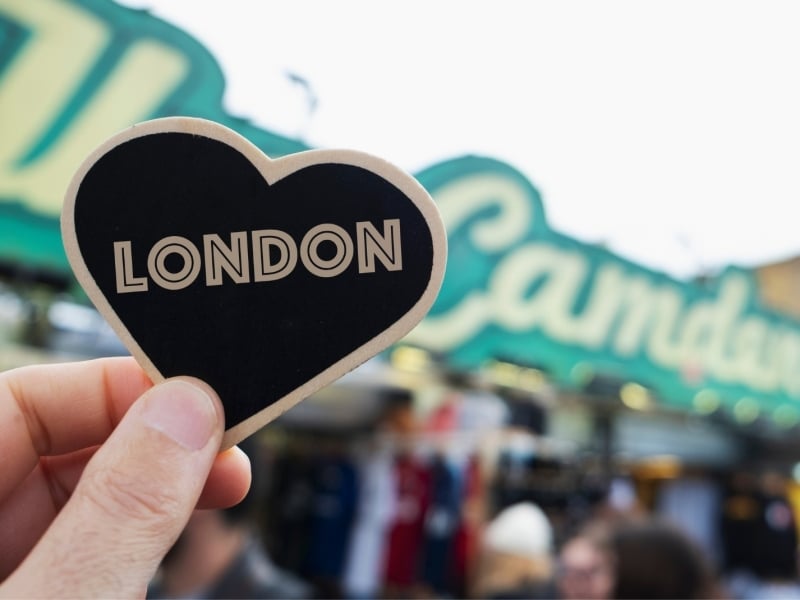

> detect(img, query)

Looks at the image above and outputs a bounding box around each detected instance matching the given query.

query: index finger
[0,357,153,503]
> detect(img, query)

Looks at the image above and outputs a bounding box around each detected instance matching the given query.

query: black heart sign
[62,117,446,447]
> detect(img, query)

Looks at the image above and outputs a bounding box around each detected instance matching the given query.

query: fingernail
[141,380,218,450]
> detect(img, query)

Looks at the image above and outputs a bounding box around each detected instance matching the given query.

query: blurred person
[611,517,724,599]
[753,472,798,584]
[147,505,312,599]
[148,436,312,599]
[556,522,614,600]
[0,357,252,598]
[472,502,557,599]
[724,470,800,600]
[720,470,761,580]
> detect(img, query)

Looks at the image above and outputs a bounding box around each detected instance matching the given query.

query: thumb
[3,377,225,599]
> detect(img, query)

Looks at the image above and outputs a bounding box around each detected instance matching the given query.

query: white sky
[119,0,800,280]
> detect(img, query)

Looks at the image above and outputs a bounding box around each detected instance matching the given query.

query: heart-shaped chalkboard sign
[62,117,446,447]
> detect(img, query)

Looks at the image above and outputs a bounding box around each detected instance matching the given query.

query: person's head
[162,439,259,567]
[557,523,614,600]
[473,502,554,598]
[611,518,719,599]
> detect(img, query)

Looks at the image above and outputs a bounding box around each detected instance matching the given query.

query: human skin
[0,357,251,598]
[558,536,615,600]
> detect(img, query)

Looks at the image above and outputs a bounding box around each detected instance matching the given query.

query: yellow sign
[0,0,304,275]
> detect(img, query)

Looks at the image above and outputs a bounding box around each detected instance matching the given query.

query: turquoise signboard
[407,156,800,423]
[3,0,800,423]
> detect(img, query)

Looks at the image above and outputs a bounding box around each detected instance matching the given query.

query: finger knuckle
[81,463,182,525]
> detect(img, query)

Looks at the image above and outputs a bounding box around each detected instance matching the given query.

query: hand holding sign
[62,117,446,447]
[0,358,251,597]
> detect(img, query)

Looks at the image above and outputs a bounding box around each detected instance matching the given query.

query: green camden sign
[406,157,800,425]
[3,0,800,423]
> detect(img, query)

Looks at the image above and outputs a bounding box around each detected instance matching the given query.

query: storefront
[228,155,800,593]
[5,110,800,600]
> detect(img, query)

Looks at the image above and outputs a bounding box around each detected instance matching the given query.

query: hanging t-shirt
[420,455,462,595]
[266,450,316,577]
[305,454,359,582]
[656,477,722,567]
[383,453,432,589]
[342,444,397,599]
[452,453,484,599]
[720,486,761,573]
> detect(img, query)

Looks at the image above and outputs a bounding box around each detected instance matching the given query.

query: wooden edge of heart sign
[61,116,447,448]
